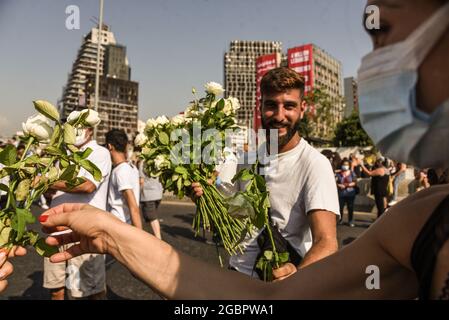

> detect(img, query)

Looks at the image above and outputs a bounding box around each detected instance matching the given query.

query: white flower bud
[204,82,225,96]
[22,114,54,142]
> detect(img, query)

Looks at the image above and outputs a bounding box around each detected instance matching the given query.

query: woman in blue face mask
[336,159,358,227]
[5,0,447,300]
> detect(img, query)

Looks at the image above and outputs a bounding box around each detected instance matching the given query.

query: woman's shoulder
[372,184,449,269]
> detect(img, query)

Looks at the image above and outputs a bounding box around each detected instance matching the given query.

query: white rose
[134,133,148,147]
[80,109,101,127]
[184,105,198,118]
[228,97,240,111]
[205,82,225,96]
[146,118,158,130]
[22,114,53,142]
[223,102,233,116]
[155,115,170,126]
[67,110,81,125]
[171,114,185,126]
[154,154,169,170]
[137,120,146,133]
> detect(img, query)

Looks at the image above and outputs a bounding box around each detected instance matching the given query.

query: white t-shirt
[51,140,111,210]
[226,138,340,277]
[108,162,140,224]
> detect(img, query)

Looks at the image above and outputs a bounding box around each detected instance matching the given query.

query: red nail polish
[39,215,48,223]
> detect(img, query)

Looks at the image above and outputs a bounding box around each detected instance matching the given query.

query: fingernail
[39,215,48,223]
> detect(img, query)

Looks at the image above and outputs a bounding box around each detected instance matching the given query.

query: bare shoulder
[370,184,449,270]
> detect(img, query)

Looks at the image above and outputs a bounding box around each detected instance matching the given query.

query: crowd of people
[1,0,448,301]
[320,149,449,227]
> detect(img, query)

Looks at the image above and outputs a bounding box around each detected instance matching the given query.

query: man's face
[261,89,306,148]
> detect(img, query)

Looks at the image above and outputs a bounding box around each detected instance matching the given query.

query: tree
[300,88,344,140]
[333,111,373,147]
[297,114,313,139]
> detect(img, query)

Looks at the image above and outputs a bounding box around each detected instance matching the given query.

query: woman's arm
[360,163,384,177]
[40,185,449,300]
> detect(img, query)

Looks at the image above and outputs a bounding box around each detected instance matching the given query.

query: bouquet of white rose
[139,82,246,256]
[0,101,102,257]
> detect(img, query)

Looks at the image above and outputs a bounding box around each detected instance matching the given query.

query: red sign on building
[288,44,315,115]
[255,53,279,131]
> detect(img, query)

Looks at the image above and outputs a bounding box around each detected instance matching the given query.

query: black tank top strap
[411,194,449,300]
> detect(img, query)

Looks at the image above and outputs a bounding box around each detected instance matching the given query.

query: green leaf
[12,208,35,242]
[79,159,102,182]
[23,154,40,164]
[63,123,76,145]
[33,100,60,122]
[278,252,290,264]
[0,226,12,247]
[177,176,183,191]
[0,184,8,197]
[59,158,69,169]
[67,144,79,154]
[77,147,93,160]
[34,238,59,257]
[255,175,267,192]
[45,146,64,157]
[264,250,273,261]
[174,166,188,175]
[14,179,31,201]
[254,209,265,229]
[65,177,86,189]
[0,145,17,166]
[216,99,225,110]
[158,132,169,145]
[59,164,78,181]
[49,124,61,146]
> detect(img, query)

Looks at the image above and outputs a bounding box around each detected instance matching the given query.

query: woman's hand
[0,246,27,293]
[39,203,122,263]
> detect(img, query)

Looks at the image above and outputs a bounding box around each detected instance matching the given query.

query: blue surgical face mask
[341,165,350,171]
[357,3,449,169]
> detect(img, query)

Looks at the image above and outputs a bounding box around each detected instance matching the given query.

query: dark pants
[374,194,386,217]
[339,195,355,223]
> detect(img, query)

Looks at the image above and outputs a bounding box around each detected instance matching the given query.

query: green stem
[20,137,34,162]
[264,216,280,268]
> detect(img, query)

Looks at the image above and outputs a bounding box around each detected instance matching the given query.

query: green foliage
[303,87,344,140]
[333,111,373,147]
[0,101,103,257]
[0,145,18,166]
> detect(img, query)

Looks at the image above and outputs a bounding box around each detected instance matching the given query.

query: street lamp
[93,0,104,141]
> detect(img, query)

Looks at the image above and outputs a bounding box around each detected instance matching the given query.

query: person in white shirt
[138,160,163,239]
[193,67,340,280]
[106,129,142,229]
[43,126,111,300]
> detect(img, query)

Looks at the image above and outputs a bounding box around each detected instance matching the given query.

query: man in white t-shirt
[44,126,111,300]
[105,129,142,228]
[193,67,340,280]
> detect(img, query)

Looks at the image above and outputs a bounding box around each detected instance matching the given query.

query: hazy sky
[0,0,371,137]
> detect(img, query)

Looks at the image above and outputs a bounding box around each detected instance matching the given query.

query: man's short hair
[105,129,128,153]
[260,67,305,98]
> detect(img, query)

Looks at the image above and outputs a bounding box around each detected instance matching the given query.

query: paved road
[0,201,373,300]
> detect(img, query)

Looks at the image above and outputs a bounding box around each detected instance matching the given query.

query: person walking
[336,159,358,227]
